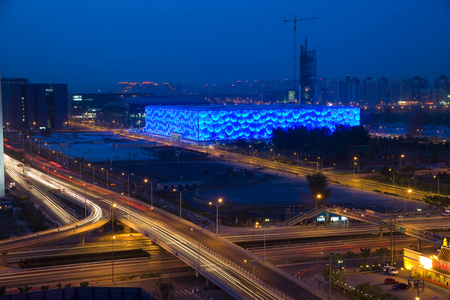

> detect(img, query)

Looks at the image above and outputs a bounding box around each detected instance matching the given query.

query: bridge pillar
[325,212,330,223]
[418,239,422,251]
[80,234,85,245]
[346,219,349,229]
[2,252,7,267]
[380,226,383,238]
[123,225,131,234]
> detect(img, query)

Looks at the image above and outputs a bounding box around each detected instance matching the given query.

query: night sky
[1,0,449,92]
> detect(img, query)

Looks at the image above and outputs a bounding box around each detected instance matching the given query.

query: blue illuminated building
[144,105,360,142]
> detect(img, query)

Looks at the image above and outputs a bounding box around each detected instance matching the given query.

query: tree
[375,247,390,261]
[40,285,49,290]
[346,250,355,259]
[80,282,89,287]
[423,195,450,208]
[0,286,6,296]
[17,286,32,293]
[305,172,331,204]
[154,278,175,300]
[360,248,371,264]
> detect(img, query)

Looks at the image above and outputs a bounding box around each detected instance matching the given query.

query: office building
[1,78,68,131]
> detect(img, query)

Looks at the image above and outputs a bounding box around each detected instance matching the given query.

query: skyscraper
[300,37,316,105]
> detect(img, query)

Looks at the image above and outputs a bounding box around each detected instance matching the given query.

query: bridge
[286,205,446,247]
[2,155,321,300]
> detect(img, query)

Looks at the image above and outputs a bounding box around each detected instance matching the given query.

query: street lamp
[321,251,339,298]
[353,157,357,175]
[389,168,395,186]
[122,173,134,222]
[433,175,440,195]
[191,225,208,276]
[145,179,157,207]
[244,256,264,300]
[88,163,96,184]
[252,221,259,250]
[83,183,91,218]
[111,203,117,285]
[315,194,322,229]
[173,188,187,219]
[399,154,405,167]
[157,205,167,241]
[209,198,223,236]
[405,189,412,211]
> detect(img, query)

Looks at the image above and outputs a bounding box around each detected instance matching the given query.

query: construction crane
[284,15,318,94]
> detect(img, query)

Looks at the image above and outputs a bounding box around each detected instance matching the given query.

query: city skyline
[1,0,450,92]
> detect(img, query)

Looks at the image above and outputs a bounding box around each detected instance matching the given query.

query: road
[4,129,448,299]
[4,154,322,299]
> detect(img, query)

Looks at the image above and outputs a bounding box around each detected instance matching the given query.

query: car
[383,265,399,275]
[384,278,399,285]
[392,283,409,290]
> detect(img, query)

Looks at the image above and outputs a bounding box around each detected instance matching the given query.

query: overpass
[3,154,322,300]
[285,205,446,247]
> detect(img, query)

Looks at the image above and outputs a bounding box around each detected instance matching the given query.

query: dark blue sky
[1,0,449,92]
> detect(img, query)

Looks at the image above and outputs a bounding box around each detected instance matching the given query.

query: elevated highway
[285,205,446,247]
[3,154,322,300]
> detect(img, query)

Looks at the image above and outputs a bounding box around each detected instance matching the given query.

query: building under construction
[300,37,317,105]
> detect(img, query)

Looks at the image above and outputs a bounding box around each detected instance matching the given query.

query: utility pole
[284,15,317,97]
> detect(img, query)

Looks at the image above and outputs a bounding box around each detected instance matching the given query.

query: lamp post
[433,175,440,195]
[353,157,357,176]
[389,168,395,186]
[405,189,412,211]
[252,221,259,250]
[122,173,134,222]
[209,198,223,236]
[36,139,40,155]
[145,179,157,206]
[315,194,322,229]
[321,251,339,298]
[399,154,404,167]
[157,205,167,241]
[191,225,208,276]
[244,256,264,300]
[88,163,96,184]
[173,188,187,219]
[111,203,117,285]
[83,183,92,218]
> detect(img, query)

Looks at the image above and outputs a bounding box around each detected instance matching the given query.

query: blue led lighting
[144,105,360,141]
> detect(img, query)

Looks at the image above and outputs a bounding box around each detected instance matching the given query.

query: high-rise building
[362,77,376,104]
[411,76,428,102]
[390,80,401,103]
[401,78,412,102]
[300,37,316,105]
[347,77,361,103]
[1,78,68,131]
[376,77,389,103]
[338,80,347,103]
[434,75,449,103]
[317,78,337,105]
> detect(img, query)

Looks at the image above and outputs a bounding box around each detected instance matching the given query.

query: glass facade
[144,105,360,142]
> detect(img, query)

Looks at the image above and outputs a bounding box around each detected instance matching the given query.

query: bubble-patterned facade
[144,105,360,142]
